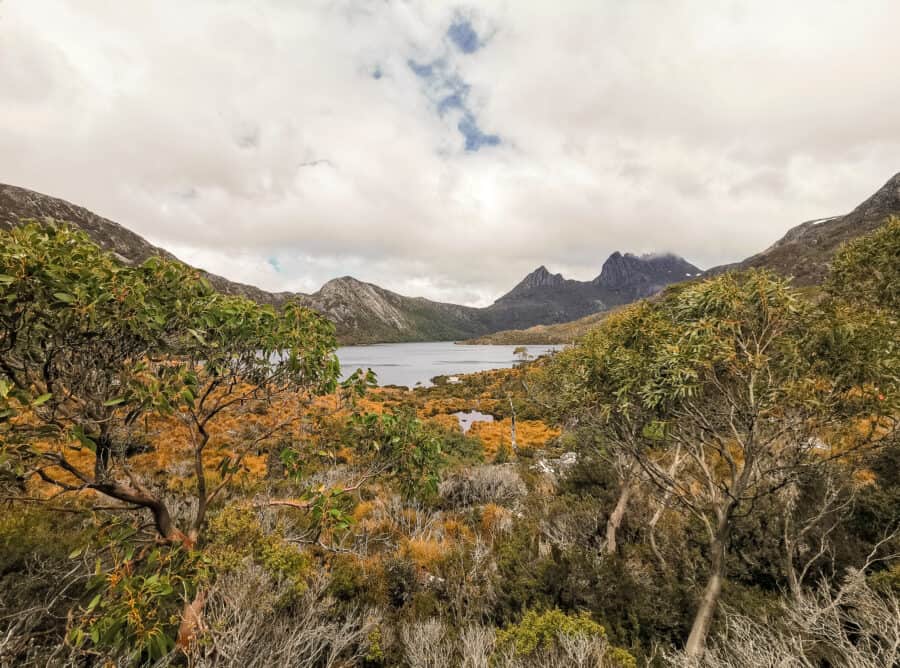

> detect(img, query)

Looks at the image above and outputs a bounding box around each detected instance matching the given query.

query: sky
[1,1,899,306]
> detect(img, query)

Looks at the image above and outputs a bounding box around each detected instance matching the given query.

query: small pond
[453,410,495,434]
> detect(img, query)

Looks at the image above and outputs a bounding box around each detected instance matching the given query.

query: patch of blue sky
[407,59,435,78]
[447,18,481,54]
[406,56,500,152]
[458,114,500,151]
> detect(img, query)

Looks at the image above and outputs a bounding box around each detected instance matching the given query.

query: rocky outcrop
[503,266,566,296]
[485,252,700,330]
[594,252,701,299]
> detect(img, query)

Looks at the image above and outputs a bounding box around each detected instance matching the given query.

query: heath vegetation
[1,219,898,666]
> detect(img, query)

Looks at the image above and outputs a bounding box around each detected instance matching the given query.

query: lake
[336,342,564,388]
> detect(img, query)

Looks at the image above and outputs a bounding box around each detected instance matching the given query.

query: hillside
[0,183,695,344]
[480,172,900,344]
[463,310,612,345]
[706,171,900,284]
[304,276,487,344]
[480,253,701,331]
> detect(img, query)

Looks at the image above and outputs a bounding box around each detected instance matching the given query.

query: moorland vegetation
[1,219,898,667]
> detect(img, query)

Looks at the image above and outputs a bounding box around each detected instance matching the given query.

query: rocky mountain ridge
[472,172,900,344]
[594,252,702,301]
[0,183,696,343]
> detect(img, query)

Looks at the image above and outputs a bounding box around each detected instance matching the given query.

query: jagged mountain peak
[519,265,566,289]
[494,265,567,304]
[320,275,365,290]
[594,251,701,293]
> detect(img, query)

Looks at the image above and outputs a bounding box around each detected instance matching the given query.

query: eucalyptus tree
[549,269,897,657]
[0,222,342,655]
[541,298,674,556]
[0,222,209,514]
[1,221,340,537]
[150,294,341,545]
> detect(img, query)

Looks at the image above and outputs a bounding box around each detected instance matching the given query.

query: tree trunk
[605,480,634,555]
[784,542,802,603]
[507,395,517,454]
[685,510,731,657]
[90,480,191,546]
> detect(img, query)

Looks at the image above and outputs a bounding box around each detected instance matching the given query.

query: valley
[4,5,900,666]
[4,172,899,348]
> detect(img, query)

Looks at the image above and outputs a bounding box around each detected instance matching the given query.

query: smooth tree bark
[604,474,635,555]
[684,501,734,657]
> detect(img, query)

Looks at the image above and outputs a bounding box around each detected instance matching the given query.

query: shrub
[496,608,605,657]
[439,464,527,508]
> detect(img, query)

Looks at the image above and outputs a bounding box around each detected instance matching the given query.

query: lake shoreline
[336,341,563,388]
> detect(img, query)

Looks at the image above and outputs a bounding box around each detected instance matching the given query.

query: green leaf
[187,328,207,344]
[86,593,102,612]
[32,392,52,406]
[153,632,171,659]
[53,292,75,303]
[102,396,126,406]
[72,425,97,452]
[68,547,84,559]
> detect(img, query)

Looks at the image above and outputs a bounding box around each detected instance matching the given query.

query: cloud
[407,51,501,152]
[1,0,899,306]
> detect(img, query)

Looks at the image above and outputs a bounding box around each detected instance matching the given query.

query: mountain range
[2,172,897,344]
[469,173,900,344]
[0,183,699,344]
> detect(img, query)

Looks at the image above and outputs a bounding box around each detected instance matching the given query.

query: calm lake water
[336,342,564,388]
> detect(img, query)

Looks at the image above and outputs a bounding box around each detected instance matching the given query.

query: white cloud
[1,0,898,306]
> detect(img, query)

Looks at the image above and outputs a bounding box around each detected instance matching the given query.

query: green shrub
[206,504,310,600]
[496,608,605,657]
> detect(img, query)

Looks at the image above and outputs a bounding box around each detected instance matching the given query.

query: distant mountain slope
[706,172,900,284]
[470,172,900,344]
[305,276,486,344]
[482,253,701,331]
[0,182,698,344]
[0,184,292,305]
[464,310,613,345]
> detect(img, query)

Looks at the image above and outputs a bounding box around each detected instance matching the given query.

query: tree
[826,216,900,315]
[153,293,340,547]
[513,346,532,364]
[549,270,897,656]
[0,222,341,652]
[541,299,672,556]
[0,223,210,523]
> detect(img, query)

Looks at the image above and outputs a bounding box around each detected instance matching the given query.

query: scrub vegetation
[1,219,898,666]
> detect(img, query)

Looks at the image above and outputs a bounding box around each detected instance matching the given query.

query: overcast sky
[2,1,899,305]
